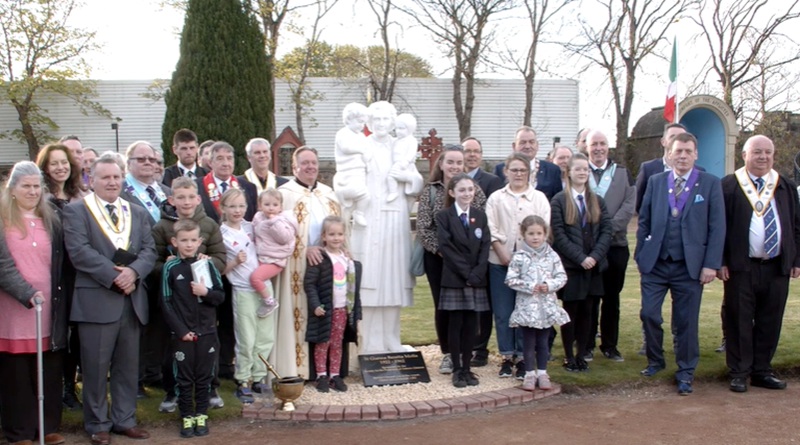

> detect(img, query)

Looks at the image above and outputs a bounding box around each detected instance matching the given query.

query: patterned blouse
[417,180,486,254]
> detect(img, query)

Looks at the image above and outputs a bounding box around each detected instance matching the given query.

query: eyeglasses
[130,156,159,164]
[508,168,529,175]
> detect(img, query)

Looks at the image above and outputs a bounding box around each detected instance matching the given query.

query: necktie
[674,176,685,200]
[757,178,779,258]
[593,168,604,183]
[577,195,586,227]
[460,212,469,229]
[146,185,161,206]
[186,170,194,178]
[106,204,119,227]
[220,181,228,193]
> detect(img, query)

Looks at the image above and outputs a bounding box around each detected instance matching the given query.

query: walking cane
[34,296,45,445]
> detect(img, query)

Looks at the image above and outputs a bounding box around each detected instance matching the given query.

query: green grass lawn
[403,256,800,390]
[58,241,800,429]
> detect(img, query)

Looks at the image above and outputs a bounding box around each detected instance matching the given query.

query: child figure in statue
[387,113,418,202]
[333,102,370,226]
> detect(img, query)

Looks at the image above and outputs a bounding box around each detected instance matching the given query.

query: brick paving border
[242,384,561,422]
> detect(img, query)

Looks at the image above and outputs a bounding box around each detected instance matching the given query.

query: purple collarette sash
[667,168,699,216]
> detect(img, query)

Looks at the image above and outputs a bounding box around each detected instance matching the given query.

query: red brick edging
[242,384,561,422]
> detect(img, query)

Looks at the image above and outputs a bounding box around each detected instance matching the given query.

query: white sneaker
[257,298,279,318]
[158,394,177,413]
[438,353,453,374]
[209,390,224,409]
[538,374,552,390]
[521,374,536,391]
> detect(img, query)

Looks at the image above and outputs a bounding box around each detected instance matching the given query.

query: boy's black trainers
[498,359,513,378]
[315,375,330,393]
[194,414,209,437]
[515,361,526,380]
[330,375,348,392]
[180,416,195,438]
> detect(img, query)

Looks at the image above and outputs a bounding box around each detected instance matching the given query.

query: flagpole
[674,37,679,123]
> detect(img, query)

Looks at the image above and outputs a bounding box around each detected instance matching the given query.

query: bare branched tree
[691,0,800,123]
[399,0,516,140]
[0,0,112,158]
[365,0,400,101]
[276,0,338,142]
[509,0,576,126]
[563,0,698,161]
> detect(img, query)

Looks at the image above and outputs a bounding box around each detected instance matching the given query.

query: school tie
[756,178,779,258]
[220,181,228,193]
[186,170,195,178]
[577,195,586,227]
[674,176,685,201]
[146,185,161,206]
[106,204,119,227]
[460,212,469,229]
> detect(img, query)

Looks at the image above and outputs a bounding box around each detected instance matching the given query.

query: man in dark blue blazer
[635,133,725,396]
[636,123,691,213]
[493,126,563,200]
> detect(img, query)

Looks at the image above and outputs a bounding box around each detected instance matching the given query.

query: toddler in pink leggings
[250,189,298,317]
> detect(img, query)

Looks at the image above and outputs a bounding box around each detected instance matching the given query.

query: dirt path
[53,380,800,445]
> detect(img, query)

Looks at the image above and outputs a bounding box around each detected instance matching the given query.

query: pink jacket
[253,211,298,267]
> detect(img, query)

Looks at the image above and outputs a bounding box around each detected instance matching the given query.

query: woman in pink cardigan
[0,161,67,445]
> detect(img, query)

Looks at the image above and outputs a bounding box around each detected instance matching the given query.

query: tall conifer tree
[162,0,273,172]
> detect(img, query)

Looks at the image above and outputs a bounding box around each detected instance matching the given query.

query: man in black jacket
[493,126,563,200]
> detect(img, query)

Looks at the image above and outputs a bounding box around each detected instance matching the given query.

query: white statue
[347,101,424,354]
[386,113,419,202]
[333,102,370,226]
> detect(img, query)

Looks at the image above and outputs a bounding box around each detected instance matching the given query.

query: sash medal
[667,169,699,218]
[734,167,778,218]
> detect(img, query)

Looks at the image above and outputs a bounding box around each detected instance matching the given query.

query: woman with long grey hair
[0,161,67,445]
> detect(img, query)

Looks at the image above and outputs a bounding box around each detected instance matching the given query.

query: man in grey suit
[635,133,725,396]
[63,158,156,445]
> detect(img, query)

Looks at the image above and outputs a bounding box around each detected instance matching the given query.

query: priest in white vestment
[271,147,340,378]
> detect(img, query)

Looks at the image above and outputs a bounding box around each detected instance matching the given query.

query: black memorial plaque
[359,352,431,387]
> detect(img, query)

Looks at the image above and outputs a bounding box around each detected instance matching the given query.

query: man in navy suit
[635,132,725,396]
[635,123,688,213]
[462,137,502,367]
[719,135,800,393]
[493,126,563,200]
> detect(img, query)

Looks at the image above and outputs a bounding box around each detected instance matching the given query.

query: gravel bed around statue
[290,345,524,406]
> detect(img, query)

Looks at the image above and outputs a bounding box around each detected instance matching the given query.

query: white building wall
[0,77,578,165]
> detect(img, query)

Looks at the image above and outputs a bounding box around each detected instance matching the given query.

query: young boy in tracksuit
[161,219,225,438]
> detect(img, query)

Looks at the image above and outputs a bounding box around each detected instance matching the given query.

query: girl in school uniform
[435,173,491,388]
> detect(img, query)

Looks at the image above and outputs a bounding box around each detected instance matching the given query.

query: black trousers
[424,250,449,354]
[171,333,218,418]
[62,324,81,391]
[447,310,477,372]
[592,246,629,352]
[561,299,593,360]
[0,351,63,443]
[724,259,789,378]
[217,279,235,380]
